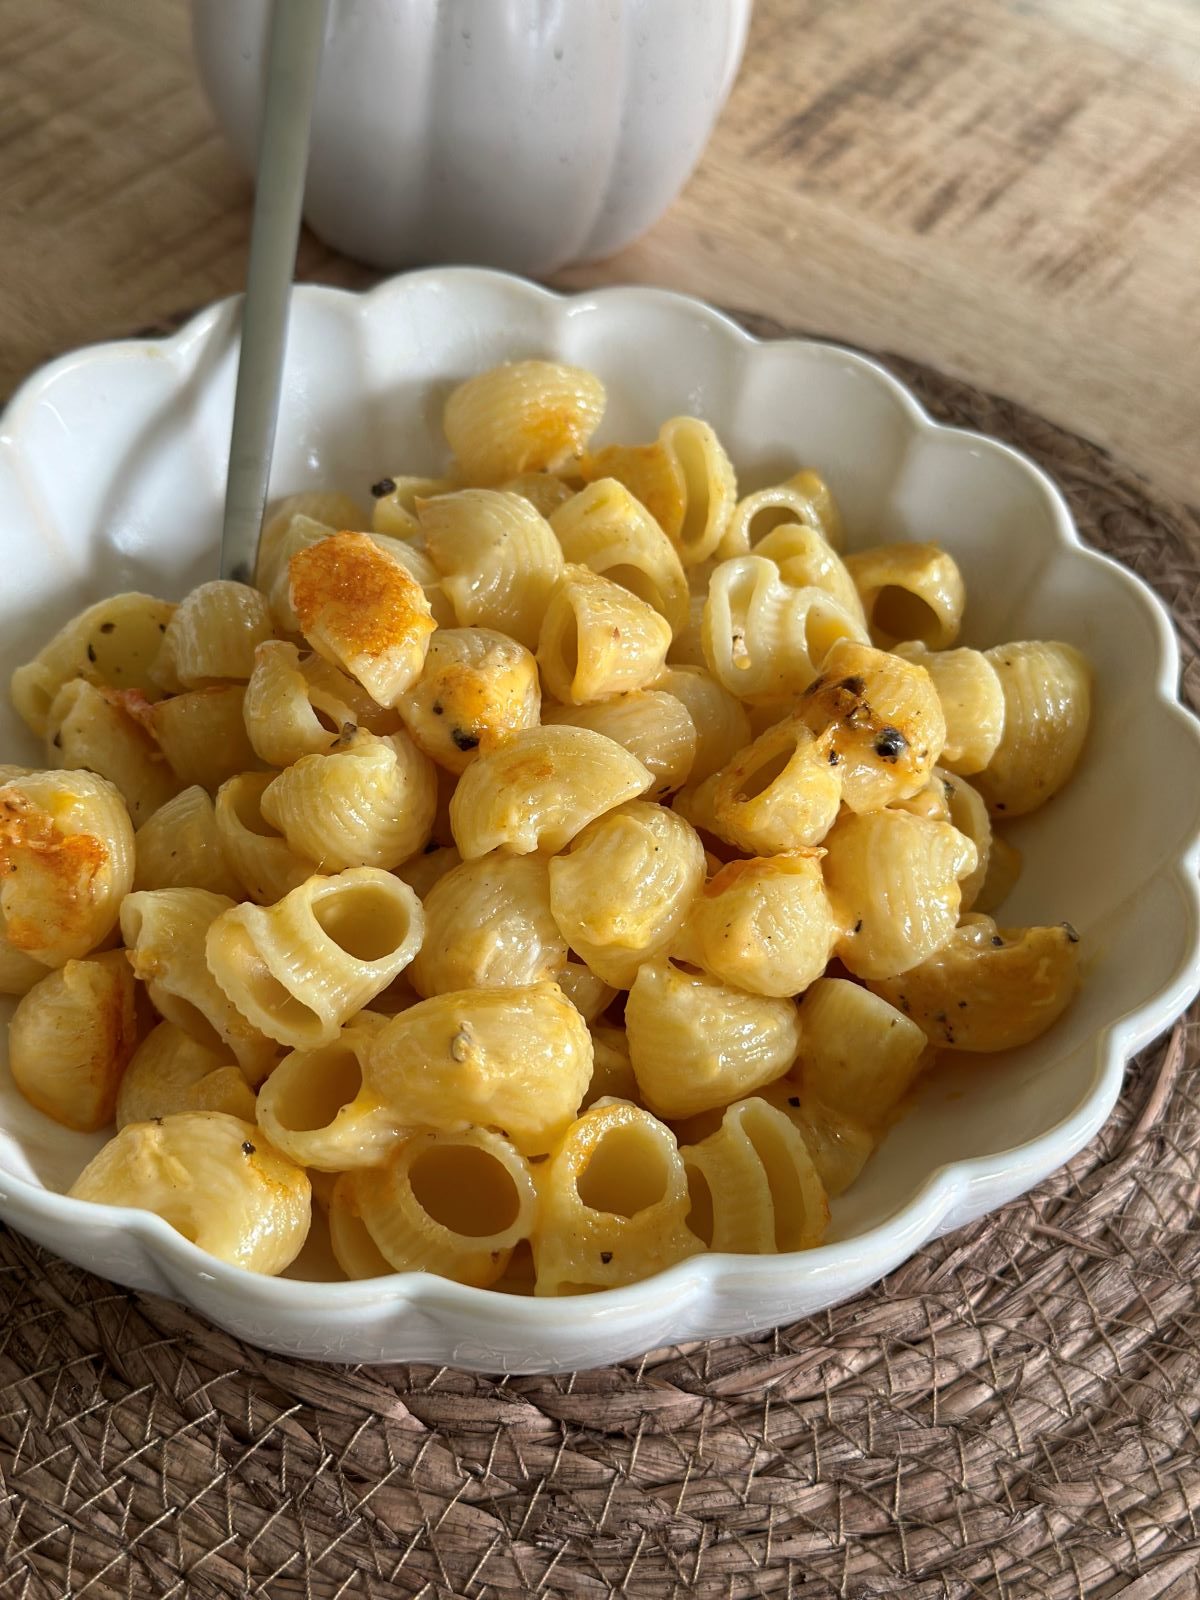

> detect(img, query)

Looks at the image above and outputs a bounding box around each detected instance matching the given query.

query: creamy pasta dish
[0,359,1090,1293]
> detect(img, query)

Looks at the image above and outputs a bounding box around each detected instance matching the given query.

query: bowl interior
[1,273,1197,1256]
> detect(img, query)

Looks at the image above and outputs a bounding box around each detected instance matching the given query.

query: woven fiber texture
[1,312,1198,1600]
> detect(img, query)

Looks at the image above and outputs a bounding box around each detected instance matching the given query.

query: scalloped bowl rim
[0,268,1197,1354]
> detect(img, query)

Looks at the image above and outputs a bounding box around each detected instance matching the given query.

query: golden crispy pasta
[845,542,965,649]
[214,772,317,906]
[626,959,800,1119]
[255,1012,410,1171]
[797,639,946,811]
[541,690,697,799]
[205,868,423,1050]
[719,469,845,556]
[450,724,652,858]
[115,1021,255,1129]
[548,802,705,988]
[11,592,176,737]
[681,1097,829,1252]
[260,731,436,872]
[823,810,978,980]
[289,531,435,704]
[866,914,1080,1051]
[974,641,1091,817]
[363,981,591,1156]
[256,490,365,590]
[683,852,837,998]
[120,886,279,1082]
[706,717,842,853]
[0,769,134,966]
[702,555,866,703]
[538,565,673,705]
[893,641,1005,775]
[154,581,274,689]
[583,417,737,567]
[396,627,540,774]
[44,678,179,825]
[443,360,606,483]
[134,785,244,897]
[420,488,564,649]
[347,1127,538,1287]
[532,1101,703,1294]
[69,1112,310,1274]
[8,951,138,1132]
[411,852,566,996]
[550,477,690,636]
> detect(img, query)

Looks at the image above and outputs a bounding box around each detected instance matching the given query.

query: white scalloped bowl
[1,270,1198,1373]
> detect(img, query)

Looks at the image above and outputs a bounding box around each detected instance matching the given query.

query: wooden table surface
[2,0,1197,505]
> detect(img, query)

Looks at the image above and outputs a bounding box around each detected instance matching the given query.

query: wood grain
[1,0,1196,505]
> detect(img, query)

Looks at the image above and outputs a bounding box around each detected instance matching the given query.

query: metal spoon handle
[220,0,329,583]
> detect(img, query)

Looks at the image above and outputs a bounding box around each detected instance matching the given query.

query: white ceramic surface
[190,0,752,276]
[1,270,1198,1373]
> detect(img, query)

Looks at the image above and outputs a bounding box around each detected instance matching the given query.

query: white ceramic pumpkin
[190,0,753,276]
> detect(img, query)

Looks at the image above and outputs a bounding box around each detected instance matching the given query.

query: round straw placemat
[1,308,1197,1600]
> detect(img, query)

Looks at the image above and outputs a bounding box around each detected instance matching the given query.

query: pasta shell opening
[408,1143,522,1238]
[684,1162,716,1247]
[871,586,942,647]
[311,883,414,964]
[225,774,282,837]
[270,1044,363,1133]
[575,1123,671,1217]
[603,563,666,618]
[734,744,792,802]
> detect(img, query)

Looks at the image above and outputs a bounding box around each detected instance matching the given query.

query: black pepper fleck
[158,622,167,632]
[852,918,863,934]
[241,1140,256,1155]
[452,728,480,751]
[600,1251,613,1264]
[873,726,907,762]
[371,476,397,498]
[957,999,968,1008]
[828,748,841,766]
[787,1096,801,1108]
[99,621,115,634]
[995,802,1007,811]
[991,935,1004,947]
[432,700,444,716]
[86,643,97,663]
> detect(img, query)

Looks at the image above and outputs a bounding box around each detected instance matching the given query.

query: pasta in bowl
[0,270,1197,1372]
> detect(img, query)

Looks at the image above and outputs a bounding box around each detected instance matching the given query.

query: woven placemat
[1,308,1198,1600]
